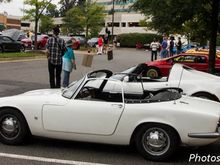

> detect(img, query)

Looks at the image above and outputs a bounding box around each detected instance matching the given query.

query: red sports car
[31,35,49,49]
[145,53,220,78]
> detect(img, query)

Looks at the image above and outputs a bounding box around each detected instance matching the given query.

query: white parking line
[0,152,109,165]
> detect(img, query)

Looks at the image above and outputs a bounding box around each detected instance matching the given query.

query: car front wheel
[135,124,179,161]
[0,108,29,145]
[20,45,25,52]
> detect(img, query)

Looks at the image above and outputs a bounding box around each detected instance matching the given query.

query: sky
[0,0,60,16]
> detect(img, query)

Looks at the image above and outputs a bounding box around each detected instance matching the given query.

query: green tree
[63,1,105,40]
[40,15,54,33]
[23,0,53,49]
[0,0,11,2]
[59,0,85,16]
[130,0,219,74]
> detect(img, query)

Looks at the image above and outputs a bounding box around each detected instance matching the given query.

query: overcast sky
[0,0,60,16]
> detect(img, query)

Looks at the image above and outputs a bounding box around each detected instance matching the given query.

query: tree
[59,0,85,16]
[40,15,54,33]
[23,0,53,49]
[130,0,219,74]
[0,0,11,2]
[63,1,105,40]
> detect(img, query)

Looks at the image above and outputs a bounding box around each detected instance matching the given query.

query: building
[0,13,21,30]
[95,0,156,35]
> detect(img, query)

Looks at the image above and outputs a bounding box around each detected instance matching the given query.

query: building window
[128,22,139,27]
[107,22,120,27]
[21,22,30,27]
[121,22,126,27]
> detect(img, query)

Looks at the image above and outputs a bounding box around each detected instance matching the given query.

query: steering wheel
[78,86,91,98]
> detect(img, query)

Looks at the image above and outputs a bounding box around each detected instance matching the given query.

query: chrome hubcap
[142,128,170,156]
[0,115,20,140]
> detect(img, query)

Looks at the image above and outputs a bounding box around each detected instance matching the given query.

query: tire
[20,45,25,52]
[193,93,219,102]
[0,46,4,53]
[0,108,29,145]
[145,67,161,79]
[135,124,179,161]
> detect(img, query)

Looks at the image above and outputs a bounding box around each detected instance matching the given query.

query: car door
[2,36,19,52]
[42,79,125,135]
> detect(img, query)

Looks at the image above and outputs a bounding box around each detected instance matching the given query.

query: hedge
[116,33,162,47]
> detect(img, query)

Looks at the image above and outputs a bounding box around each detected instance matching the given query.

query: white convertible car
[117,63,220,102]
[0,70,220,161]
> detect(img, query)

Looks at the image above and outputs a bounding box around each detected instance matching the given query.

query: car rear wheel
[135,124,178,161]
[0,46,4,53]
[0,108,29,145]
[145,67,161,79]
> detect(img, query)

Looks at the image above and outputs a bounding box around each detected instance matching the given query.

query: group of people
[46,26,76,89]
[150,36,182,61]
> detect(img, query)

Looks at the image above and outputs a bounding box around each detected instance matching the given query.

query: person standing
[169,36,175,57]
[150,38,159,61]
[62,40,76,88]
[160,36,168,58]
[97,35,103,55]
[176,37,182,54]
[46,26,65,88]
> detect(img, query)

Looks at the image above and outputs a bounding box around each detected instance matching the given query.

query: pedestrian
[103,34,109,54]
[97,35,103,55]
[176,37,182,54]
[169,36,175,57]
[150,38,159,61]
[46,26,65,88]
[160,36,168,58]
[62,40,76,88]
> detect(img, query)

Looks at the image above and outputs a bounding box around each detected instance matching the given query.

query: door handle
[111,104,123,109]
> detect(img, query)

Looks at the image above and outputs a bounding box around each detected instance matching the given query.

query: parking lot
[0,48,220,165]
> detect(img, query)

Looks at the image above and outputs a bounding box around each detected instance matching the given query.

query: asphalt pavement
[0,48,219,165]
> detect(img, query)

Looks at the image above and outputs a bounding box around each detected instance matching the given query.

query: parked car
[87,37,98,47]
[114,63,220,102]
[18,34,32,49]
[0,29,25,53]
[0,69,220,161]
[31,34,49,49]
[73,36,86,46]
[186,48,220,58]
[144,53,220,78]
[2,29,32,50]
[60,36,80,50]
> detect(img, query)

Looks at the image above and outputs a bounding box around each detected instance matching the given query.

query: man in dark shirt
[46,26,65,88]
[176,37,182,54]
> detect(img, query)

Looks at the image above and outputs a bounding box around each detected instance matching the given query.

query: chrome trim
[188,132,220,138]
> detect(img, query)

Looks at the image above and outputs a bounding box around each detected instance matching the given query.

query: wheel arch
[130,122,181,146]
[0,106,32,135]
[191,91,219,102]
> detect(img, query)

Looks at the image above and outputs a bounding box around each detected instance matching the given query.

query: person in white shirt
[150,38,159,61]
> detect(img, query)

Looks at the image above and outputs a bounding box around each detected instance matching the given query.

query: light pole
[111,0,115,44]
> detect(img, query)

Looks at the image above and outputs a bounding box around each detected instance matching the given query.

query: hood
[20,89,62,97]
[2,29,21,41]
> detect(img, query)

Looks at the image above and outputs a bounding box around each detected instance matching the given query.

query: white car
[116,63,220,102]
[0,70,220,161]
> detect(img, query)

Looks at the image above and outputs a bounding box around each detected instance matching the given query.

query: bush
[116,33,162,48]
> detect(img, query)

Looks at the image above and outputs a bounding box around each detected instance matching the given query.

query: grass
[0,51,46,60]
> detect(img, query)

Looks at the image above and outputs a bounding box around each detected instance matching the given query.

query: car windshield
[62,77,85,99]
[111,67,136,80]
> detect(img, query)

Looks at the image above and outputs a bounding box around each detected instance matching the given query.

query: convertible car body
[0,70,220,161]
[119,64,220,102]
